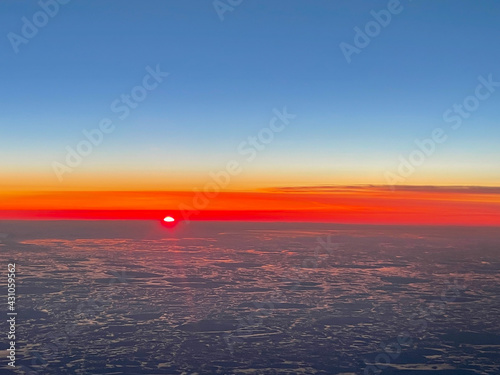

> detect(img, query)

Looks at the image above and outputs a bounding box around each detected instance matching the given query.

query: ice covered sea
[1,221,499,374]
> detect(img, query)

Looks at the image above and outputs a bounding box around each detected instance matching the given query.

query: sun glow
[163,216,175,223]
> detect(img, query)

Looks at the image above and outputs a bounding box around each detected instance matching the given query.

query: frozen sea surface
[0,221,499,374]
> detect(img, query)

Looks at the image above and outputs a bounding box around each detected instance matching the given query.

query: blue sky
[1,0,499,188]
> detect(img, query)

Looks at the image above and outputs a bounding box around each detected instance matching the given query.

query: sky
[1,0,499,224]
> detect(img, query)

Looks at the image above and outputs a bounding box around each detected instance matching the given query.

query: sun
[163,216,175,223]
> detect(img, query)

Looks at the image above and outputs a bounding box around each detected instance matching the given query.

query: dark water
[1,221,499,374]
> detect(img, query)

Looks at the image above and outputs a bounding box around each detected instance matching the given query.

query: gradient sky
[1,0,499,223]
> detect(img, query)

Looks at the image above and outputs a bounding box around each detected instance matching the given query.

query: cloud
[269,185,500,195]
